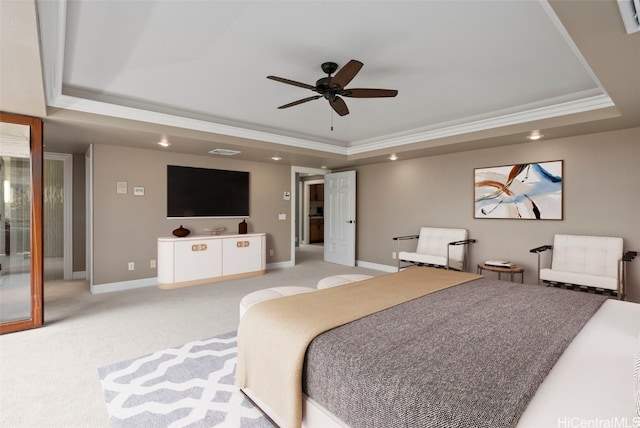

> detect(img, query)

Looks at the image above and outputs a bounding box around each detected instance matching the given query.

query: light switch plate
[278,213,286,220]
[117,181,127,194]
[283,191,291,200]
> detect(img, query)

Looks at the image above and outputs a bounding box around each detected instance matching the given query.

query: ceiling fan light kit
[267,59,398,117]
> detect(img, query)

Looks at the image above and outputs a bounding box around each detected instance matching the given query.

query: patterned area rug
[98,331,274,428]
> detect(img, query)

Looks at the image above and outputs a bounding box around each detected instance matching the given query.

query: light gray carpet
[99,331,273,428]
[0,245,382,428]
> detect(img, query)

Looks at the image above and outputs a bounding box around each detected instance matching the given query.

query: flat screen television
[167,165,249,218]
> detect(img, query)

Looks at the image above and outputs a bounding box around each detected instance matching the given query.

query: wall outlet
[269,249,274,257]
[150,259,156,268]
[128,262,135,271]
[392,252,397,259]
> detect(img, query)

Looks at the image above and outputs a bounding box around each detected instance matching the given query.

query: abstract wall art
[474,160,563,220]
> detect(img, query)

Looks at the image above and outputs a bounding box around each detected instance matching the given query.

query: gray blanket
[303,278,607,428]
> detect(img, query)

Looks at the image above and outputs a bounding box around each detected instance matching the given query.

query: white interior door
[324,170,356,266]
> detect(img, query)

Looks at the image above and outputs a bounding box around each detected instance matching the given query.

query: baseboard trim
[72,270,87,280]
[267,260,294,270]
[356,260,397,273]
[91,277,157,294]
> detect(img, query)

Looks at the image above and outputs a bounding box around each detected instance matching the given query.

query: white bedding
[517,299,640,427]
[295,298,640,428]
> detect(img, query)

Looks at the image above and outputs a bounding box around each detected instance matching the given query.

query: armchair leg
[446,247,450,270]
[618,260,626,301]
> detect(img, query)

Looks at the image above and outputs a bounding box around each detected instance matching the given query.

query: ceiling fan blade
[342,88,398,98]
[329,96,349,116]
[278,95,322,109]
[267,76,316,91]
[330,60,363,89]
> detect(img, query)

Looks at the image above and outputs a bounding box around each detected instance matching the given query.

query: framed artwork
[474,160,563,220]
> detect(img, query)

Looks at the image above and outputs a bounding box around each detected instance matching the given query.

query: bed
[235,268,640,428]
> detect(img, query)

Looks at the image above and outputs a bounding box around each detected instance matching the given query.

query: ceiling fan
[267,60,398,117]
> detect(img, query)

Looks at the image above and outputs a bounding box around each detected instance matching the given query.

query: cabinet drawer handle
[191,244,207,251]
[236,241,250,248]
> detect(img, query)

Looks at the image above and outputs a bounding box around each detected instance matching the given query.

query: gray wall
[91,144,291,286]
[353,127,640,302]
[87,127,639,302]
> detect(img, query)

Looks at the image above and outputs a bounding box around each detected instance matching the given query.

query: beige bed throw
[235,267,481,428]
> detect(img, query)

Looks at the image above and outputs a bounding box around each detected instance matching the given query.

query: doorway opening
[290,166,329,266]
[43,154,72,281]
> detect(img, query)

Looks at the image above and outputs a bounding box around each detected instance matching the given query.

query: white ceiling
[2,0,639,167]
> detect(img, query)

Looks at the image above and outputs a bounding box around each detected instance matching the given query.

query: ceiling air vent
[618,0,640,34]
[209,148,241,156]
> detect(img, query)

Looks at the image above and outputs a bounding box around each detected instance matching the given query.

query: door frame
[0,112,44,334]
[290,166,330,265]
[86,145,94,290]
[44,152,73,280]
[302,179,324,245]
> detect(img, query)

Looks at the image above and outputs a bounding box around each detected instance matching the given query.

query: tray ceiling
[36,0,615,159]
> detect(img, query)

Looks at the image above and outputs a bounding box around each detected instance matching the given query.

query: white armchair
[393,227,476,272]
[530,234,637,299]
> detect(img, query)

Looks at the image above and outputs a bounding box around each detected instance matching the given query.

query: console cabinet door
[222,236,262,276]
[174,239,222,283]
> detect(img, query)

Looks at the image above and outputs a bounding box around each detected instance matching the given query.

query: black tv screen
[167,165,249,218]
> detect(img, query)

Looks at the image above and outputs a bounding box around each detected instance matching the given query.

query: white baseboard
[356,260,397,273]
[91,277,157,294]
[72,270,87,280]
[267,260,294,270]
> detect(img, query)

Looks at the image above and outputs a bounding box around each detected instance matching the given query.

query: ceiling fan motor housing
[315,76,337,99]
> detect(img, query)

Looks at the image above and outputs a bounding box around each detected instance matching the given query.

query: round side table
[477,263,524,283]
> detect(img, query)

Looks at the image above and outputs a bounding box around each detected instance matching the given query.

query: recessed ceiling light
[271,156,282,161]
[527,131,544,141]
[389,154,398,161]
[157,139,172,147]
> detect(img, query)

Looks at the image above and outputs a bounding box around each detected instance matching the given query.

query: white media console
[157,233,266,289]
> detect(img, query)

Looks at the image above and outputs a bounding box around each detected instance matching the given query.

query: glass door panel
[0,155,32,322]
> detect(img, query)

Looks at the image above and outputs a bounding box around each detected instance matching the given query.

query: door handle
[346,220,355,224]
